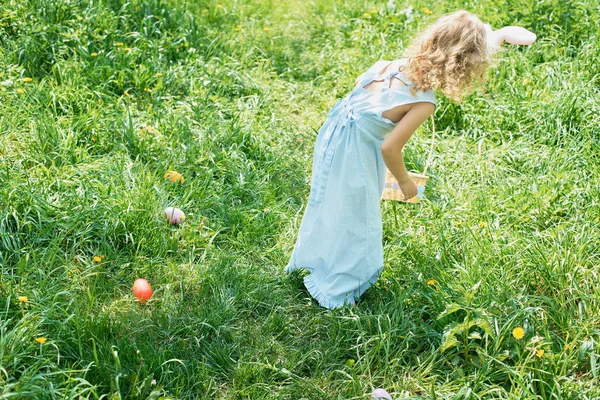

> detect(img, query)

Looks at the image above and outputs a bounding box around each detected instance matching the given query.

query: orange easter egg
[132,278,153,302]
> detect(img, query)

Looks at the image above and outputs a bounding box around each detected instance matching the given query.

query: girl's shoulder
[365,60,393,75]
[366,58,410,77]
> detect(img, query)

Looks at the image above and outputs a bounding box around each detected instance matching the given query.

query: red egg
[132,278,153,302]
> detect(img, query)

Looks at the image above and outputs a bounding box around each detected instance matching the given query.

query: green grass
[1,0,599,398]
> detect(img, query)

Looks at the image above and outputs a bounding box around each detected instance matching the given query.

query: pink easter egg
[164,207,185,225]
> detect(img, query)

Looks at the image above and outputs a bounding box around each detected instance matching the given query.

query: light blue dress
[285,59,436,309]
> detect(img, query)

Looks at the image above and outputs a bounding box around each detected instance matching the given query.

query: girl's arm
[381,102,435,199]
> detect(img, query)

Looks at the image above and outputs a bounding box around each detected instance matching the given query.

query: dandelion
[125,47,132,52]
[263,27,271,31]
[23,77,32,83]
[512,327,525,340]
[478,221,487,227]
[155,72,163,77]
[91,136,97,142]
[164,170,185,183]
[234,25,242,31]
[363,12,371,18]
[427,279,438,286]
[454,221,462,226]
[18,296,28,303]
[124,91,130,97]
[35,337,47,344]
[91,52,98,57]
[536,349,545,358]
[93,255,104,263]
[16,88,24,94]
[116,42,124,46]
[144,88,152,93]
[216,4,223,9]
[422,7,433,15]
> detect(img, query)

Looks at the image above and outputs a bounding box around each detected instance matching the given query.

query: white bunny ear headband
[485,24,537,54]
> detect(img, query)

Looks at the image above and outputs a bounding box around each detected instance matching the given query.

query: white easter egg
[372,388,393,400]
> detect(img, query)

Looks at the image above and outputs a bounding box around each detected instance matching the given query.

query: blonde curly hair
[402,10,491,102]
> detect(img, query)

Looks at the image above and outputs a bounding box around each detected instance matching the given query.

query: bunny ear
[485,24,503,54]
[496,26,537,45]
[487,25,537,52]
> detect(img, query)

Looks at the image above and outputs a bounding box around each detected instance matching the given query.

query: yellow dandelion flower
[35,337,47,344]
[125,47,132,51]
[536,349,545,358]
[234,25,242,31]
[155,72,163,77]
[116,42,124,47]
[216,4,223,9]
[124,91,130,97]
[93,255,104,263]
[18,296,29,303]
[512,327,525,340]
[91,136,97,142]
[363,12,371,18]
[263,27,271,31]
[369,9,377,13]
[164,170,184,183]
[454,221,462,226]
[144,88,152,93]
[422,8,433,15]
[16,88,24,94]
[23,77,33,83]
[479,221,487,227]
[91,52,98,57]
[427,279,438,286]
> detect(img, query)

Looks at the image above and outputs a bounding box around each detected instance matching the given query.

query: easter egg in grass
[132,278,153,302]
[164,207,185,225]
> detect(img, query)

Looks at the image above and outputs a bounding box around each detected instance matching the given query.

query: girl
[285,10,533,309]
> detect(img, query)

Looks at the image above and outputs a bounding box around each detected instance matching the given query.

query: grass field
[1,0,599,398]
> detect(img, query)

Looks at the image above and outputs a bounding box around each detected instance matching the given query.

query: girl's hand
[399,178,418,200]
